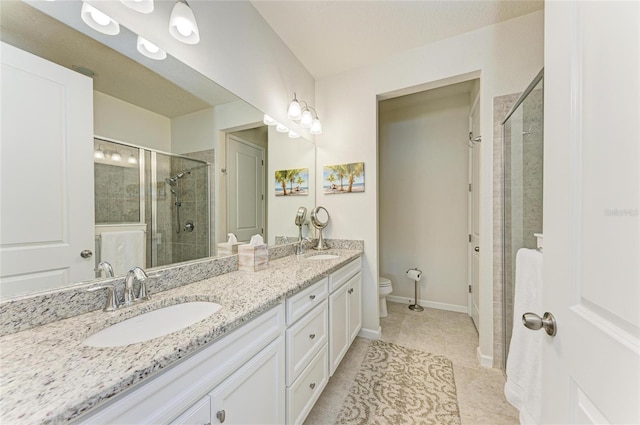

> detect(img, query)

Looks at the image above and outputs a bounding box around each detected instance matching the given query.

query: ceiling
[251,1,544,79]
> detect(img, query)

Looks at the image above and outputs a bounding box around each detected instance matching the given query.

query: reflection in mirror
[0,1,315,298]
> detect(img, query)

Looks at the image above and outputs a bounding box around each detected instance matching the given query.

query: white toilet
[378,277,393,317]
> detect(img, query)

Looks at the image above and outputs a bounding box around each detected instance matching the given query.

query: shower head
[165,170,191,185]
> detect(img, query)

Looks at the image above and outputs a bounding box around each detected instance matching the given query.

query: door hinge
[261,159,264,166]
[469,131,473,141]
[468,183,472,192]
[261,194,264,200]
[468,234,472,243]
[468,285,472,294]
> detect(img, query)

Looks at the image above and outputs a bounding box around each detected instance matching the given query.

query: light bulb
[288,130,300,139]
[300,109,313,129]
[81,3,119,35]
[94,148,105,160]
[137,36,167,60]
[111,151,122,162]
[128,154,138,164]
[169,1,200,44]
[310,118,322,135]
[287,95,301,121]
[120,0,154,13]
[276,123,289,133]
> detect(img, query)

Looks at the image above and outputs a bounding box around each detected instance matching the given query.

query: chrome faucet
[295,237,312,255]
[124,266,150,305]
[96,261,114,278]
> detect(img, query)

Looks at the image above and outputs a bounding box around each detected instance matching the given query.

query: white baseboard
[476,346,493,368]
[358,326,381,340]
[387,295,468,314]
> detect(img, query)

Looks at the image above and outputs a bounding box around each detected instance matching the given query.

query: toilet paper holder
[406,267,424,312]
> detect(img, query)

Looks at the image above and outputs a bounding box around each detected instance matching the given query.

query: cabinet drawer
[286,346,328,425]
[286,277,328,325]
[169,396,210,425]
[286,301,328,386]
[328,258,361,292]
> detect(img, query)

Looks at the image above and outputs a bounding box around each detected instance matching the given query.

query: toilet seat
[379,277,391,287]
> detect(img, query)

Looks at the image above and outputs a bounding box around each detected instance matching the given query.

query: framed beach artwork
[323,162,365,194]
[275,168,309,196]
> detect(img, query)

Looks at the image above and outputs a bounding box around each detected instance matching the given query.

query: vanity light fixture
[94,146,105,160]
[81,3,120,36]
[127,151,138,164]
[169,0,200,45]
[121,0,154,14]
[110,150,122,162]
[137,36,167,60]
[287,93,323,135]
[276,123,289,133]
[287,93,302,121]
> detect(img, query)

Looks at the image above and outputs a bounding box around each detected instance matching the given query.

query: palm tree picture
[275,168,308,196]
[324,162,365,194]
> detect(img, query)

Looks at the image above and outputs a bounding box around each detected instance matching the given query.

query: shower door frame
[500,68,544,365]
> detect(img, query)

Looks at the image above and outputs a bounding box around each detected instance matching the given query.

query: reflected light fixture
[276,123,289,133]
[94,146,105,160]
[81,3,120,35]
[288,130,300,139]
[121,0,154,14]
[127,152,138,164]
[287,93,302,121]
[137,36,167,60]
[169,0,200,44]
[310,117,323,135]
[263,114,277,126]
[110,151,122,162]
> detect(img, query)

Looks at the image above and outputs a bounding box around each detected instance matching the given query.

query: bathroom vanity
[0,250,362,424]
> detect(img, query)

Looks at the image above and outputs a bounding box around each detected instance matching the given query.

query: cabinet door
[210,336,285,425]
[348,272,362,343]
[170,396,210,425]
[329,283,349,376]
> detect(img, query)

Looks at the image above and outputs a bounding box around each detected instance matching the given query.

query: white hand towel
[100,230,145,276]
[505,248,544,425]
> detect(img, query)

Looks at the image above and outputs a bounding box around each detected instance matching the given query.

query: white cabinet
[77,304,284,425]
[328,258,362,376]
[210,336,285,425]
[285,278,329,425]
[171,397,210,425]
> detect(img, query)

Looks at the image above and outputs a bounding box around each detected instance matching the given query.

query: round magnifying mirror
[295,206,307,226]
[311,206,330,229]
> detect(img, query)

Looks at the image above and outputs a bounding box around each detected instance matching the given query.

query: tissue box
[217,242,245,257]
[238,243,269,271]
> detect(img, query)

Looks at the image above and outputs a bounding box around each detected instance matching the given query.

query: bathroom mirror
[0,0,315,298]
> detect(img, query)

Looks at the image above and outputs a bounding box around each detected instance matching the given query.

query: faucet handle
[137,279,151,301]
[87,285,118,312]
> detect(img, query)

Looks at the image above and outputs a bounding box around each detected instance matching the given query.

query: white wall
[315,11,544,361]
[379,90,470,309]
[94,91,171,150]
[171,108,215,154]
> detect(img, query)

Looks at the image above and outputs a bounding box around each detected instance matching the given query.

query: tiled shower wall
[94,163,140,223]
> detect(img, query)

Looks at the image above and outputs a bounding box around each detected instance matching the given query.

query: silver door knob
[216,410,226,423]
[80,250,93,258]
[522,312,557,336]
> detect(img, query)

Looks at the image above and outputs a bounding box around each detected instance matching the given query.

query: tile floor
[304,301,519,425]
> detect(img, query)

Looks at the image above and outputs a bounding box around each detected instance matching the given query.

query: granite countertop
[0,249,362,424]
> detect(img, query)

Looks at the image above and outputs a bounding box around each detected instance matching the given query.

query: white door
[226,135,265,242]
[468,93,481,330]
[542,2,639,423]
[0,42,94,297]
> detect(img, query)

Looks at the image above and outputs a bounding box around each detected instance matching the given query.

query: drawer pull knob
[309,333,316,339]
[310,382,316,390]
[217,410,226,423]
[309,294,316,300]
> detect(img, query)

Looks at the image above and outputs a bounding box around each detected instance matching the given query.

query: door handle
[522,312,557,336]
[474,246,479,252]
[80,250,93,258]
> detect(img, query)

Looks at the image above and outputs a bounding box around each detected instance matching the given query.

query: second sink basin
[83,302,222,348]
[307,254,340,260]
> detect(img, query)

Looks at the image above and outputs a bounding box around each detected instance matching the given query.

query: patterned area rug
[336,340,461,425]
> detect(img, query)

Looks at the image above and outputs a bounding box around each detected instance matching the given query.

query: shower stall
[94,138,211,271]
[501,70,544,364]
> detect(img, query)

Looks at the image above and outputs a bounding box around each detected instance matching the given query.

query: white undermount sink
[306,254,340,260]
[83,302,222,348]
